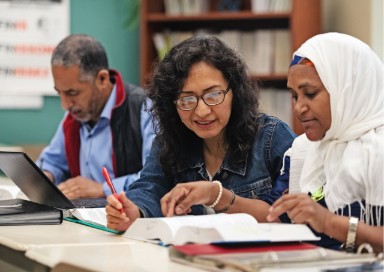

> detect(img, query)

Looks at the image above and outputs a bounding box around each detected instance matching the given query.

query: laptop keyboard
[71,198,108,208]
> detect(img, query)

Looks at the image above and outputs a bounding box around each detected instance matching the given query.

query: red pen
[102,166,124,213]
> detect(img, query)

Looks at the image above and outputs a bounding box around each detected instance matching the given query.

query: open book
[69,208,107,227]
[0,177,25,200]
[63,207,122,234]
[123,213,319,245]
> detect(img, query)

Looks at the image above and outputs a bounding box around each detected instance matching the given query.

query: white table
[0,220,205,271]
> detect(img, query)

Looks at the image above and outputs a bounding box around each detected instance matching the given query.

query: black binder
[0,198,63,226]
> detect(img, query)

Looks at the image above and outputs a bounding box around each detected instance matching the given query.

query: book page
[124,213,258,245]
[123,217,174,244]
[174,213,259,245]
[70,208,107,227]
[0,177,25,200]
[216,223,320,243]
[0,186,19,200]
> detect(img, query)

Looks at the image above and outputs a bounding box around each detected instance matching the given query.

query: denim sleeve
[125,138,171,218]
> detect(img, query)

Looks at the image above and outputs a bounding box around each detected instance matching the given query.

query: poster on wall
[0,0,69,107]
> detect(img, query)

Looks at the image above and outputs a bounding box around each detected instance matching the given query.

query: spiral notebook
[0,198,63,225]
[170,243,380,272]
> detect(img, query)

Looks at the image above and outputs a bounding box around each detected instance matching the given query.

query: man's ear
[95,69,110,89]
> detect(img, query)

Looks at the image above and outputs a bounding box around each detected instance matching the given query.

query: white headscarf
[294,33,384,224]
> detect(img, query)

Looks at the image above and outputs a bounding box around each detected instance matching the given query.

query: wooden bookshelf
[139,0,321,134]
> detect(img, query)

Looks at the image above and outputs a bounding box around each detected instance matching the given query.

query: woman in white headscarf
[267,32,383,253]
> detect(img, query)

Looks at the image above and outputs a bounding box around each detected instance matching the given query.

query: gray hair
[51,34,109,81]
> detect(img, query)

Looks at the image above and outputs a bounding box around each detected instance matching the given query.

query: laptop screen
[0,151,75,209]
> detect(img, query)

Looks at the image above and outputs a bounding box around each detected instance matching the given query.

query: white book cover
[251,0,270,13]
[240,31,257,72]
[152,32,169,60]
[275,88,293,125]
[218,30,242,52]
[254,30,273,75]
[260,88,292,126]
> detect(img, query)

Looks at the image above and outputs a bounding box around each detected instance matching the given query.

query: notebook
[0,198,63,225]
[0,151,107,210]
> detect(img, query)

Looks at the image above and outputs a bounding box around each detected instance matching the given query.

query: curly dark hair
[147,36,260,177]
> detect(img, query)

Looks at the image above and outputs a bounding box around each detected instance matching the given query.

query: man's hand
[57,176,104,199]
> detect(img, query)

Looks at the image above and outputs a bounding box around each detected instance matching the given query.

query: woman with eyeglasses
[106,36,296,232]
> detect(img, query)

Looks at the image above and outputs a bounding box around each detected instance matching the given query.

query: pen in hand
[102,167,124,213]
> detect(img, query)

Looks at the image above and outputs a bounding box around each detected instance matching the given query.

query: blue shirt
[37,85,155,196]
[126,114,296,218]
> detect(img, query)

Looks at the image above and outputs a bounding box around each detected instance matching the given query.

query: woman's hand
[106,191,141,232]
[267,193,335,233]
[161,181,219,217]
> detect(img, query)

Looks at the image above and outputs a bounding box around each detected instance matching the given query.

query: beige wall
[323,0,371,44]
[322,0,383,60]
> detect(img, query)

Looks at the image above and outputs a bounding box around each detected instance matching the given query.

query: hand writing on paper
[267,193,334,233]
[161,181,218,217]
[58,176,104,199]
[106,192,140,232]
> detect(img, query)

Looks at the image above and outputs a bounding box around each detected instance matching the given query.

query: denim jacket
[126,114,296,217]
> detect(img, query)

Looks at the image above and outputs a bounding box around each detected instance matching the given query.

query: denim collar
[178,142,248,177]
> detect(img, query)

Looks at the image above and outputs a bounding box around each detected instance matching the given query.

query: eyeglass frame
[174,85,231,111]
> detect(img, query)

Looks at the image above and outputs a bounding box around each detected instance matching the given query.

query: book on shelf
[240,31,257,73]
[164,0,208,15]
[260,88,292,126]
[218,30,241,51]
[0,198,63,225]
[251,0,292,13]
[152,29,292,78]
[123,213,319,246]
[152,32,170,61]
[273,29,291,74]
[169,242,380,272]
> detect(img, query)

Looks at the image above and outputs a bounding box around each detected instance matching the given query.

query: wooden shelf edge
[147,12,290,22]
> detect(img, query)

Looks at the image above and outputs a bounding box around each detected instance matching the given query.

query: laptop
[0,151,107,210]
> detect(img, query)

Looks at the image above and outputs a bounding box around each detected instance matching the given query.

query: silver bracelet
[345,216,359,252]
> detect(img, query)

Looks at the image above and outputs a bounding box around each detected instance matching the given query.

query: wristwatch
[345,216,359,252]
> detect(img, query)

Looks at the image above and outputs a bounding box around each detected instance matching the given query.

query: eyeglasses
[174,86,231,111]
